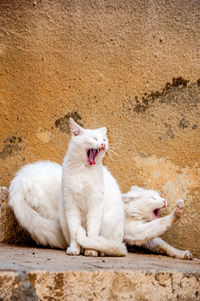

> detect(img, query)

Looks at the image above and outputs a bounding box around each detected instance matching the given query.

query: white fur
[122,186,193,260]
[59,118,126,256]
[9,120,126,257]
[9,163,192,259]
[9,161,66,249]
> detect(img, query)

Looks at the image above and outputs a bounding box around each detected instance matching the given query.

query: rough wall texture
[1,269,200,301]
[0,1,200,255]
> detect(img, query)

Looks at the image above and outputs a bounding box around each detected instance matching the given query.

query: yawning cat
[9,119,127,257]
[59,118,126,256]
[122,186,193,259]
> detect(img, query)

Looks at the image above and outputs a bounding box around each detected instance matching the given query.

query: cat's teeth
[87,148,101,165]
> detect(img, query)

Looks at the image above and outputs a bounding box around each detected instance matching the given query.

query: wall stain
[130,77,199,113]
[0,136,23,159]
[54,273,64,297]
[192,124,198,130]
[11,272,37,301]
[164,123,175,139]
[178,118,190,129]
[54,111,83,133]
[165,77,189,88]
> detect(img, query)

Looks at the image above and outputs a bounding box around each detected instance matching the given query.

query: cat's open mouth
[86,148,103,165]
[153,209,160,218]
[153,200,167,218]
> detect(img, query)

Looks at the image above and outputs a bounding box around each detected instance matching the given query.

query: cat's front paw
[174,199,185,216]
[66,245,80,256]
[182,250,193,260]
[84,249,98,257]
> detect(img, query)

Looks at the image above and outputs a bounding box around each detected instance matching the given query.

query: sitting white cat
[60,118,126,256]
[9,118,127,257]
[122,186,193,259]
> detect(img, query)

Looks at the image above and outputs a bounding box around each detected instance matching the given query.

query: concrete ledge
[0,244,200,300]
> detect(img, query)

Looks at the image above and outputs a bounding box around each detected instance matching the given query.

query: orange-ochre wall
[0,0,200,255]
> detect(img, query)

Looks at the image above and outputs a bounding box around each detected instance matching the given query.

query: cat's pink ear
[69,118,84,136]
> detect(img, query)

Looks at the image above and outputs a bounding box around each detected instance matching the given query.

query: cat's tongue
[88,149,97,165]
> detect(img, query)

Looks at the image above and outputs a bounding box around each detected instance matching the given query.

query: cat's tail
[8,184,66,249]
[76,226,127,256]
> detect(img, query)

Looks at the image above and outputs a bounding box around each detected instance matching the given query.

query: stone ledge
[0,244,200,300]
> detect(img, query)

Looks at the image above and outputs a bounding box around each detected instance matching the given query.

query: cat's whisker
[108,144,119,151]
[108,148,119,157]
[106,150,114,160]
[108,144,120,156]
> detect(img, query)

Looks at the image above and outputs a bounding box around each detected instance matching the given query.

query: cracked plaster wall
[0,0,200,255]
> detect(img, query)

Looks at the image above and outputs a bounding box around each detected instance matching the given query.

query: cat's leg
[84,246,99,257]
[99,218,124,257]
[84,194,104,257]
[125,199,185,246]
[60,194,81,256]
[84,204,101,256]
[142,237,193,260]
[59,202,70,247]
[66,210,81,255]
[97,204,126,257]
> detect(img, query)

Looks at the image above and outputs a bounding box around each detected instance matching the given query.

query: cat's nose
[101,143,106,150]
[163,200,167,207]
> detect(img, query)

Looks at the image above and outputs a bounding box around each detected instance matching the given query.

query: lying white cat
[9,119,127,257]
[122,186,193,259]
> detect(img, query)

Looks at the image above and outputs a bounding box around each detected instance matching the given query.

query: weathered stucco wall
[0,0,200,255]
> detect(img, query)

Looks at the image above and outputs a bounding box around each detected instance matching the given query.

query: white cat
[122,186,193,259]
[9,161,66,249]
[9,119,127,257]
[59,118,126,256]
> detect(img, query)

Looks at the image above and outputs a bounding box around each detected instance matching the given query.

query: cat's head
[69,118,108,166]
[122,186,167,221]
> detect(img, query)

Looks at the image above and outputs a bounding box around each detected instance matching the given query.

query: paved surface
[1,243,200,274]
